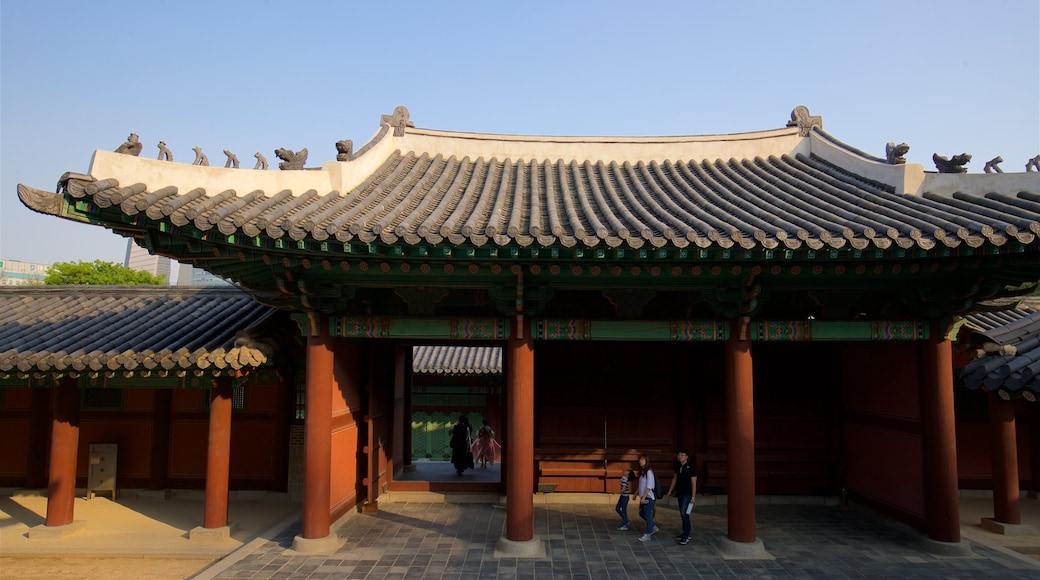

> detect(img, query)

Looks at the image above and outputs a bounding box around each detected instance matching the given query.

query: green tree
[44,260,167,285]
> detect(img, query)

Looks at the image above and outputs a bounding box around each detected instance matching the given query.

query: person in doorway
[664,448,698,545]
[615,467,634,531]
[470,418,502,469]
[635,454,659,542]
[450,415,473,475]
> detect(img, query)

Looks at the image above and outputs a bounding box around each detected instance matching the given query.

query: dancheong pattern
[337,316,391,338]
[538,319,592,341]
[449,319,503,340]
[871,321,921,340]
[760,321,813,341]
[670,321,722,341]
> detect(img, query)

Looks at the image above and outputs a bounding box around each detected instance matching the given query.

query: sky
[1,0,1038,267]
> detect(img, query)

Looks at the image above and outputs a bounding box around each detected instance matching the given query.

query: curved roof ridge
[810,127,889,164]
[406,124,801,145]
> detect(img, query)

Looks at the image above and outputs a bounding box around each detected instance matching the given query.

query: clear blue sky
[2,0,1037,266]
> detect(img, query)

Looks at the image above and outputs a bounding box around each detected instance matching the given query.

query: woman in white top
[635,454,659,542]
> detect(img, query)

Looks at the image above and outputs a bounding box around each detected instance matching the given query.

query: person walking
[470,418,502,468]
[635,455,659,542]
[664,448,698,545]
[450,415,473,475]
[615,467,634,530]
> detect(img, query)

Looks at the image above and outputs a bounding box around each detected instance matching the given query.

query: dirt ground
[0,555,219,580]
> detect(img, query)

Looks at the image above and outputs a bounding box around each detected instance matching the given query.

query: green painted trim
[751,320,929,341]
[534,319,728,341]
[334,316,506,339]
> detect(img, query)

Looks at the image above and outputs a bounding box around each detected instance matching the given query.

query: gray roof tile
[0,286,279,378]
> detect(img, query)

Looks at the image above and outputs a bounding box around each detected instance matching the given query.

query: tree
[44,260,167,285]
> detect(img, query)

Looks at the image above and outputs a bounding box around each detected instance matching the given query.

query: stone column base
[919,535,974,557]
[715,535,773,559]
[981,517,1037,536]
[28,520,86,539]
[189,522,239,541]
[494,534,546,558]
[292,533,343,554]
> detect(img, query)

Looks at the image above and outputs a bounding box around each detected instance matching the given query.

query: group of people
[450,415,502,475]
[616,449,698,545]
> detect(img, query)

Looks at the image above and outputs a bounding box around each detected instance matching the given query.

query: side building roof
[960,302,1040,401]
[0,286,280,381]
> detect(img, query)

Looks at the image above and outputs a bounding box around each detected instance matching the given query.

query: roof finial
[336,139,354,161]
[983,156,1004,174]
[275,147,308,170]
[1026,155,1040,172]
[157,141,173,162]
[885,142,909,165]
[380,105,415,136]
[787,106,822,136]
[115,133,142,156]
[933,153,971,173]
[192,146,209,166]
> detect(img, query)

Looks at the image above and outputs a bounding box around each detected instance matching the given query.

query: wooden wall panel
[78,419,153,479]
[0,419,29,477]
[171,389,204,412]
[842,343,920,421]
[845,423,924,519]
[123,389,153,411]
[168,420,208,477]
[3,387,32,409]
[230,422,277,477]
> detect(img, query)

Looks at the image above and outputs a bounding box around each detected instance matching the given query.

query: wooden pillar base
[291,533,343,554]
[494,534,546,558]
[980,517,1037,536]
[28,520,86,539]
[714,535,771,560]
[189,522,239,541]
[918,536,973,557]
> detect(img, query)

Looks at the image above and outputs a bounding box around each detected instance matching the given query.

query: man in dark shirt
[665,448,698,545]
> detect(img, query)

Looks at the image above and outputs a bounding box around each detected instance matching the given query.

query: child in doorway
[615,467,634,530]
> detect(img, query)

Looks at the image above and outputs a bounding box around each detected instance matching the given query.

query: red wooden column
[45,376,81,527]
[989,392,1021,525]
[301,315,334,540]
[203,377,233,529]
[724,319,756,543]
[505,318,535,542]
[920,320,961,543]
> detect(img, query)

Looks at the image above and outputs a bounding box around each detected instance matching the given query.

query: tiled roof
[412,345,501,375]
[960,306,1040,401]
[0,286,279,378]
[17,108,1040,255]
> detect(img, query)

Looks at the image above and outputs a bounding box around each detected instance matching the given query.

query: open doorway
[400,345,503,485]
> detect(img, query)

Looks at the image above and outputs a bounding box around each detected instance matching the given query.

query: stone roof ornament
[786,106,822,137]
[275,147,308,170]
[983,156,1004,174]
[157,141,173,161]
[336,140,354,161]
[192,146,209,166]
[254,152,268,170]
[1027,155,1040,172]
[885,142,909,165]
[114,133,142,156]
[223,150,239,168]
[933,152,971,173]
[381,105,415,137]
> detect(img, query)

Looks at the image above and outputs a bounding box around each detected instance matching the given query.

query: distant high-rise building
[125,241,171,283]
[176,262,234,287]
[0,259,50,286]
